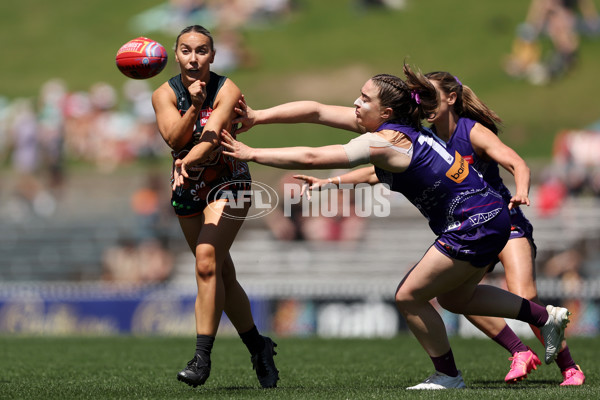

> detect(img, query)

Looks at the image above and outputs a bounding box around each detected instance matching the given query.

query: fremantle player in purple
[200,66,572,390]
[423,70,584,386]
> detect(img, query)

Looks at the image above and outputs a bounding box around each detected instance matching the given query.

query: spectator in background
[102,235,174,283]
[0,97,10,161]
[211,28,257,72]
[63,90,93,161]
[37,79,68,199]
[265,171,366,242]
[136,236,174,282]
[169,0,212,30]
[357,0,407,10]
[58,80,168,170]
[0,75,171,224]
[5,99,56,219]
[536,171,568,217]
[130,172,171,241]
[539,127,600,206]
[88,82,139,172]
[122,80,166,160]
[543,240,586,281]
[266,173,366,242]
[265,172,308,241]
[130,0,297,73]
[102,236,142,282]
[591,166,600,196]
[504,0,600,85]
[300,172,367,242]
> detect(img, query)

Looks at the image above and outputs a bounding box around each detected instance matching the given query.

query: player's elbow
[165,136,186,152]
[302,150,324,168]
[514,159,530,177]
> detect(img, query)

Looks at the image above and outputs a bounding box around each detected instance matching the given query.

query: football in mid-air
[115,37,168,79]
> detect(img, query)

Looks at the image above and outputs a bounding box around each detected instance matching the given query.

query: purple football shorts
[434,206,511,268]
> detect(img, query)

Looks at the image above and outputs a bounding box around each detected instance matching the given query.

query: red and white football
[115,37,168,79]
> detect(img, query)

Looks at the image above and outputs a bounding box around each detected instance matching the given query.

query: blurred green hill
[1,0,599,160]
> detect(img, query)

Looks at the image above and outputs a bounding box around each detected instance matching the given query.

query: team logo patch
[446,151,469,183]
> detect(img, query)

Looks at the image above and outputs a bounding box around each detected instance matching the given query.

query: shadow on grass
[469,379,560,389]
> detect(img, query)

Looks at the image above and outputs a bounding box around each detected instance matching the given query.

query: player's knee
[195,248,217,281]
[513,289,539,303]
[195,262,216,281]
[394,287,415,311]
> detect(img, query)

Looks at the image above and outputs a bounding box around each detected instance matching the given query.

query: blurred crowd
[0,78,168,216]
[101,173,175,284]
[130,0,299,72]
[0,78,175,284]
[265,173,367,243]
[129,0,406,73]
[535,125,600,216]
[504,0,600,85]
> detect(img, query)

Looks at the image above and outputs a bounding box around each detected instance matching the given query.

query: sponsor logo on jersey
[446,151,469,183]
[199,108,212,127]
[468,208,501,226]
[463,155,474,164]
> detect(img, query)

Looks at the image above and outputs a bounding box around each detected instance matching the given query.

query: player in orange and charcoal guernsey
[151,25,278,389]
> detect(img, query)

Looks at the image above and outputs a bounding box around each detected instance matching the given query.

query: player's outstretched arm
[233,95,363,134]
[294,166,380,199]
[221,129,351,170]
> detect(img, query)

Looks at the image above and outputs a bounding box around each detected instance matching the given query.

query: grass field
[1,335,597,399]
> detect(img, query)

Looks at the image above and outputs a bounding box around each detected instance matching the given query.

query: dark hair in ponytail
[403,64,438,129]
[175,25,214,51]
[425,71,502,135]
[370,64,437,130]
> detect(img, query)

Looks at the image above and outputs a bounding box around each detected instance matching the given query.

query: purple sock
[492,324,529,354]
[431,349,459,377]
[517,299,549,327]
[555,345,577,372]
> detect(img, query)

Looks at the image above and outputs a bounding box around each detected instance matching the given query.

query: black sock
[196,334,215,359]
[239,325,265,355]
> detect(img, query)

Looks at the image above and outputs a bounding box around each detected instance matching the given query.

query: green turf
[0,335,597,399]
[1,0,600,161]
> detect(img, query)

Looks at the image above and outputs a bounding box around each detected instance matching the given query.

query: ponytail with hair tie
[411,90,421,105]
